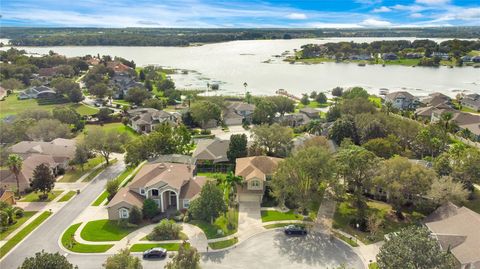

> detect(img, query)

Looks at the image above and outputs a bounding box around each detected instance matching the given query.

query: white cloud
[308,22,362,28]
[355,0,383,5]
[373,6,391,13]
[415,0,451,5]
[410,13,424,18]
[360,18,392,27]
[286,13,307,20]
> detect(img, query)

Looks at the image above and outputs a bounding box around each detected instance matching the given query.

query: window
[140,188,145,195]
[251,180,260,188]
[119,208,129,219]
[183,199,190,208]
[151,189,159,196]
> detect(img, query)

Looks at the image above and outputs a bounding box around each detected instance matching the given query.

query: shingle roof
[10,138,76,160]
[386,91,415,100]
[107,187,144,208]
[128,162,194,191]
[425,203,480,266]
[192,139,230,163]
[235,156,282,181]
[179,176,208,200]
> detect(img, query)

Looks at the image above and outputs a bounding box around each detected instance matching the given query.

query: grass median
[80,219,140,241]
[208,238,238,250]
[61,223,113,253]
[130,243,183,252]
[261,210,308,222]
[0,211,52,258]
[58,191,77,202]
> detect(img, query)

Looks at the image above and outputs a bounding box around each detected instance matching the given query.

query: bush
[142,198,158,220]
[106,180,120,201]
[129,206,143,225]
[147,219,182,240]
[200,129,211,135]
[14,207,24,218]
[38,193,49,200]
[183,215,190,223]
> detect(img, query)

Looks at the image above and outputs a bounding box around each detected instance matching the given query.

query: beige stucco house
[107,161,207,220]
[235,156,282,203]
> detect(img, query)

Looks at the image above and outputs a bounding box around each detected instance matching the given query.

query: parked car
[284,225,307,236]
[143,247,167,259]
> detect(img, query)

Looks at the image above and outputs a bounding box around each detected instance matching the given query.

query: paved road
[0,159,126,269]
[69,230,364,269]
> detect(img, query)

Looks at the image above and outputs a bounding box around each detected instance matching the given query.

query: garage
[238,193,262,203]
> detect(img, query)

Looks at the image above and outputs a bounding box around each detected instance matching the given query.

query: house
[432,52,449,60]
[38,67,58,77]
[349,54,372,61]
[18,86,56,100]
[415,104,454,121]
[420,92,452,107]
[405,52,423,59]
[385,91,416,110]
[432,110,480,139]
[425,202,480,269]
[110,72,144,99]
[299,107,320,119]
[382,53,398,60]
[461,93,480,112]
[10,138,76,168]
[235,156,282,203]
[276,113,310,127]
[461,55,472,62]
[472,56,480,63]
[107,160,207,220]
[223,102,255,126]
[127,108,180,133]
[0,154,58,193]
[0,188,16,205]
[192,138,230,164]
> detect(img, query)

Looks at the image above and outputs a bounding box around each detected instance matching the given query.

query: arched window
[119,208,129,219]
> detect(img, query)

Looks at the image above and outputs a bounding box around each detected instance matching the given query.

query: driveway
[210,125,252,141]
[202,230,364,269]
[237,201,263,241]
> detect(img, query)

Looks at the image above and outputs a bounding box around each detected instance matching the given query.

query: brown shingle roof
[107,187,144,208]
[10,138,76,160]
[128,162,194,191]
[235,156,282,181]
[179,176,208,200]
[192,139,230,163]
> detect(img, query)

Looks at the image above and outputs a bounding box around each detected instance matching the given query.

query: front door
[169,192,177,207]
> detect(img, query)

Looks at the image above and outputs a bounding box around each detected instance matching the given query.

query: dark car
[284,225,307,236]
[143,247,167,259]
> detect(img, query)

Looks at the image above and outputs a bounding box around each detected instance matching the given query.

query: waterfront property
[223,102,255,126]
[107,158,207,220]
[461,93,480,112]
[385,91,416,110]
[127,108,181,133]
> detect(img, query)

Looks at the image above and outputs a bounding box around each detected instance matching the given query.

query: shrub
[128,206,143,225]
[142,198,158,219]
[14,207,24,218]
[147,219,182,241]
[106,180,120,201]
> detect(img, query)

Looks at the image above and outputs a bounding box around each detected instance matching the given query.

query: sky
[0,0,479,28]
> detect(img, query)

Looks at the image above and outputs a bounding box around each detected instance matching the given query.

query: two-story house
[385,91,417,110]
[235,156,282,203]
[107,159,207,220]
[223,102,256,126]
[127,108,181,133]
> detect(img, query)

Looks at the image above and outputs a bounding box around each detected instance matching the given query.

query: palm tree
[440,112,453,131]
[7,154,23,197]
[216,171,243,208]
[384,101,393,115]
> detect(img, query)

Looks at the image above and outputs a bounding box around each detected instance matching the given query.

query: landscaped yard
[58,155,104,183]
[190,207,238,239]
[62,223,113,253]
[58,191,77,202]
[91,191,109,206]
[80,219,141,241]
[261,210,309,222]
[81,159,118,182]
[296,101,330,109]
[141,232,188,241]
[0,211,52,258]
[332,198,424,244]
[19,190,64,202]
[0,95,98,118]
[76,123,139,141]
[130,243,184,252]
[0,211,37,240]
[208,237,238,250]
[263,222,307,229]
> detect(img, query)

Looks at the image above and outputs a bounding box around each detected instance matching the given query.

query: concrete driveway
[210,125,252,141]
[238,201,263,241]
[202,230,364,269]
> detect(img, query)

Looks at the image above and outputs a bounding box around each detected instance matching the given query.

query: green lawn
[130,243,183,252]
[463,188,480,214]
[59,156,104,183]
[333,231,359,247]
[196,172,227,180]
[369,262,379,269]
[369,96,382,108]
[76,123,139,141]
[208,238,238,250]
[263,222,306,229]
[296,101,330,110]
[0,211,37,240]
[58,191,77,202]
[19,190,64,202]
[332,198,424,244]
[141,232,188,241]
[0,211,52,258]
[62,223,113,253]
[80,219,140,241]
[91,191,109,206]
[82,159,117,182]
[190,208,238,239]
[0,95,98,118]
[261,210,308,222]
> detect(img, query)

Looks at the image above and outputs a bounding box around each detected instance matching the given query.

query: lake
[3,37,479,97]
